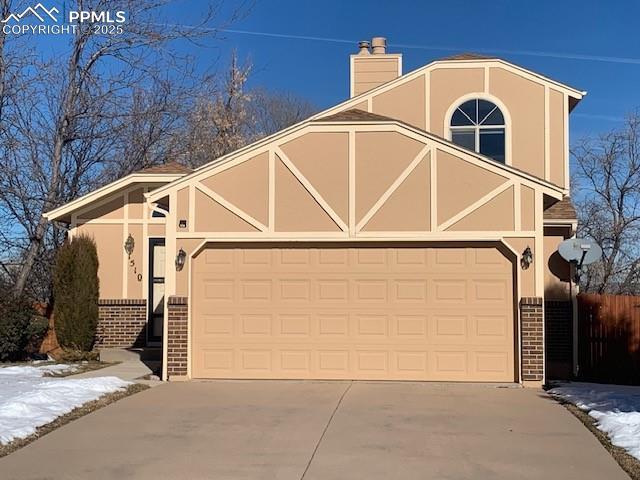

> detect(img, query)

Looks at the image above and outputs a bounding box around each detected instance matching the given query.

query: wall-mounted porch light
[175,248,186,271]
[520,246,533,270]
[124,234,135,258]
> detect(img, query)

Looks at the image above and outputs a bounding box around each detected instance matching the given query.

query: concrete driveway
[0,381,628,480]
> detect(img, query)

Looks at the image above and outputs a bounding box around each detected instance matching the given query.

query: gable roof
[315,108,564,189]
[316,109,396,122]
[136,162,192,175]
[315,56,585,124]
[48,55,579,221]
[147,110,565,204]
[44,168,189,223]
[438,52,496,61]
[544,196,577,221]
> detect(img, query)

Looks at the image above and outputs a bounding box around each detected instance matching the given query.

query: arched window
[450,99,506,163]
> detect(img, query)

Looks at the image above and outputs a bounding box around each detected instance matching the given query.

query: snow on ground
[0,364,130,445]
[0,364,79,377]
[550,382,640,461]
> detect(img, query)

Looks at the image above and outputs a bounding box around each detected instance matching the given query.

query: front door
[148,238,165,345]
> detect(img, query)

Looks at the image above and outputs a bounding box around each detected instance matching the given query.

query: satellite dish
[558,238,602,267]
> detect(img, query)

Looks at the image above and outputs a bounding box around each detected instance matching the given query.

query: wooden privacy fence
[578,293,640,384]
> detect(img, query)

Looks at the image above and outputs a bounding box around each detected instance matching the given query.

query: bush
[0,296,36,362]
[25,315,50,354]
[53,235,100,351]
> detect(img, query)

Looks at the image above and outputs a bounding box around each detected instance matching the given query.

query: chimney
[350,36,402,97]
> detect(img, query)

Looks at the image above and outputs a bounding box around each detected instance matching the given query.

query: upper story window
[450,99,506,163]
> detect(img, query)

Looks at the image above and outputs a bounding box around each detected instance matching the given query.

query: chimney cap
[371,37,387,54]
[357,40,371,55]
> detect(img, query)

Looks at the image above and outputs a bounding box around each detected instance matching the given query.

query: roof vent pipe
[371,37,387,55]
[357,40,371,55]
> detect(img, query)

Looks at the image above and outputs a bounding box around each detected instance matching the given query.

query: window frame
[444,94,511,166]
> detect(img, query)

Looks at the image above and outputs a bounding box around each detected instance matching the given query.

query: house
[44,37,583,386]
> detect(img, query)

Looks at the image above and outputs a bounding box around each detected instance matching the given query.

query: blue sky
[41,0,640,139]
[190,0,640,139]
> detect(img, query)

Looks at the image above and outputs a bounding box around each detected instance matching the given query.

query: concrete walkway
[0,381,628,480]
[72,349,162,386]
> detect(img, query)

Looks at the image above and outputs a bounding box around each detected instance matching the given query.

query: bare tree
[0,0,254,297]
[573,111,640,294]
[0,1,316,299]
[249,88,316,138]
[178,53,252,168]
[177,57,316,168]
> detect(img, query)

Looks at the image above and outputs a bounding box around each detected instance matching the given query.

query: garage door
[191,244,515,381]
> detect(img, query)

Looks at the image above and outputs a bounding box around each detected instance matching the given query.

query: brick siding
[521,297,544,382]
[97,299,147,348]
[545,300,573,380]
[167,296,188,378]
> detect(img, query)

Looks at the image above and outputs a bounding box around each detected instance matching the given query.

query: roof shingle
[315,109,397,123]
[544,197,576,221]
[438,52,496,61]
[136,162,192,175]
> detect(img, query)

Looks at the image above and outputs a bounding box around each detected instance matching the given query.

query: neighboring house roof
[544,196,577,221]
[136,162,192,175]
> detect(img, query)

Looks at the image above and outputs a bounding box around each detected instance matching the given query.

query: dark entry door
[148,238,165,345]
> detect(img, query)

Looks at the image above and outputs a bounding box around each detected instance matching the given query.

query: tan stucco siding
[489,68,545,177]
[165,125,554,239]
[355,131,426,224]
[503,236,536,297]
[521,186,535,231]
[176,187,189,232]
[274,156,341,232]
[372,76,426,129]
[148,223,165,237]
[319,60,575,186]
[549,89,566,188]
[127,224,143,298]
[128,188,145,219]
[281,132,349,224]
[80,196,124,220]
[448,187,515,232]
[544,226,572,300]
[175,239,204,297]
[362,152,431,232]
[75,223,123,299]
[200,152,269,226]
[70,183,168,300]
[430,68,484,137]
[193,189,258,232]
[436,150,508,226]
